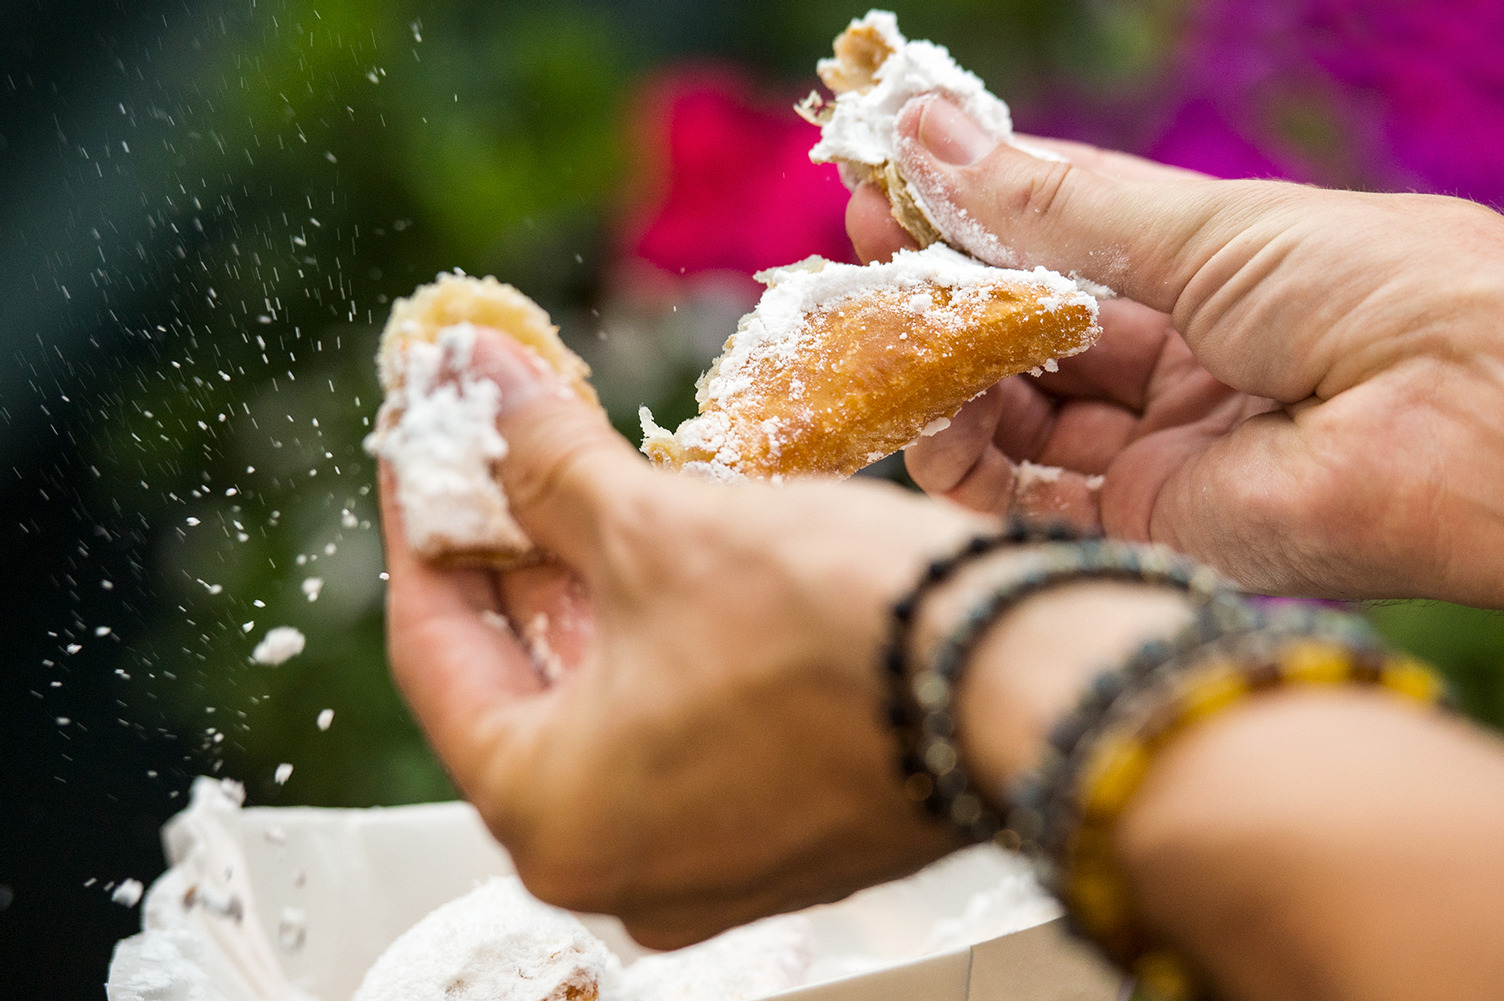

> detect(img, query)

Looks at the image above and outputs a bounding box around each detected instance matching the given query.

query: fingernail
[917,98,995,165]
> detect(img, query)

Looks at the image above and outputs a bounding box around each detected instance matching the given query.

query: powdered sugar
[609,916,814,1001]
[809,11,1013,189]
[1015,460,1065,486]
[353,877,610,1001]
[111,878,145,908]
[251,626,306,666]
[354,878,814,1001]
[364,323,516,559]
[710,246,1085,405]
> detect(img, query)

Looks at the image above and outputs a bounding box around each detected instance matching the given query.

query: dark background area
[4,1,1503,998]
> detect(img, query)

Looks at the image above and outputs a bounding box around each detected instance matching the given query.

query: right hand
[379,329,990,950]
[849,95,1504,607]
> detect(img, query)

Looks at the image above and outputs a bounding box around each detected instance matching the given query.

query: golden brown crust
[642,276,1098,479]
[817,21,895,95]
[378,272,596,405]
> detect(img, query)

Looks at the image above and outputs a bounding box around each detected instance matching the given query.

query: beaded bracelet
[883,516,1089,731]
[887,533,1245,842]
[883,535,1452,1000]
[1029,604,1452,1001]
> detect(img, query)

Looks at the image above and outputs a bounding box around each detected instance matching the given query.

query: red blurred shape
[620,68,856,284]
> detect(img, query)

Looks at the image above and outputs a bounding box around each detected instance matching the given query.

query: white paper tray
[107,778,1124,1001]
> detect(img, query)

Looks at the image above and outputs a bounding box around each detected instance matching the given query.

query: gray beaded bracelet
[887,535,1245,844]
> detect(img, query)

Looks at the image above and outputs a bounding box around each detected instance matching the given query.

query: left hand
[379,328,989,948]
[848,97,1504,605]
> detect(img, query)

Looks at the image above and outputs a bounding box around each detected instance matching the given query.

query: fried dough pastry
[352,877,608,1001]
[367,272,598,566]
[639,246,1100,480]
[803,11,1020,250]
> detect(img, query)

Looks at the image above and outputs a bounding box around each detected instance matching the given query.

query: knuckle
[1011,159,1077,221]
[506,432,601,519]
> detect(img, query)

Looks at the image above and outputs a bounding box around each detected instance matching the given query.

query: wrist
[903,544,1201,802]
[952,580,1198,792]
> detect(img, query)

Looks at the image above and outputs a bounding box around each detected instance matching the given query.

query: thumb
[896,94,1270,314]
[893,97,1341,386]
[466,326,649,571]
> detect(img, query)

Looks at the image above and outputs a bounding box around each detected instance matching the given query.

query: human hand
[850,95,1504,607]
[378,329,992,948]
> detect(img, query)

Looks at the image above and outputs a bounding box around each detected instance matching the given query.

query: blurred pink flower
[616,68,855,287]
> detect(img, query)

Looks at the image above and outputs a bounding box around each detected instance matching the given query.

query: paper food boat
[108,778,1125,1001]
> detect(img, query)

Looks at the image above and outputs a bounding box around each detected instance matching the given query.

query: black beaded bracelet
[883,516,1090,731]
[887,534,1245,843]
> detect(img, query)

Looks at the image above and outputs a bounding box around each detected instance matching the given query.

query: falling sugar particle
[111,879,145,908]
[241,621,255,633]
[185,517,201,526]
[65,644,82,654]
[301,577,323,602]
[273,763,293,785]
[252,626,306,666]
[316,709,334,731]
[56,717,71,726]
[94,626,111,637]
[278,906,308,953]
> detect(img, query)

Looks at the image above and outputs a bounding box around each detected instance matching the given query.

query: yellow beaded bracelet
[1041,606,1452,1001]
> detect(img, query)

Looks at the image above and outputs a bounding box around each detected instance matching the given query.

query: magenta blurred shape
[1168,0,1504,206]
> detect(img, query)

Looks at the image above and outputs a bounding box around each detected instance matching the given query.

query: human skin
[378,330,1504,1001]
[857,95,1504,608]
[378,98,1504,999]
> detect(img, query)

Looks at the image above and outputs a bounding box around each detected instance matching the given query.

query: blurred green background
[3,1,1502,997]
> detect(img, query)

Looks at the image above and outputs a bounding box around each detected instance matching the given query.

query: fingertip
[903,388,1008,495]
[846,182,919,263]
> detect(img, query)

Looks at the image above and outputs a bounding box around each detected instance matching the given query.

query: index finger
[379,463,549,783]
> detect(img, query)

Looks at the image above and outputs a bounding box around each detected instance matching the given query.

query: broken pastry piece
[804,10,1020,250]
[639,245,1100,481]
[366,272,598,566]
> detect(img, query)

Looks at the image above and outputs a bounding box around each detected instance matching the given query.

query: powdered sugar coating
[640,245,1098,481]
[364,323,519,559]
[809,10,1013,189]
[353,877,608,1001]
[608,916,814,1001]
[706,245,1086,405]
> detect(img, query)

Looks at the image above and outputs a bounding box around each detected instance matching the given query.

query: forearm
[925,574,1504,1001]
[1118,688,1504,1001]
